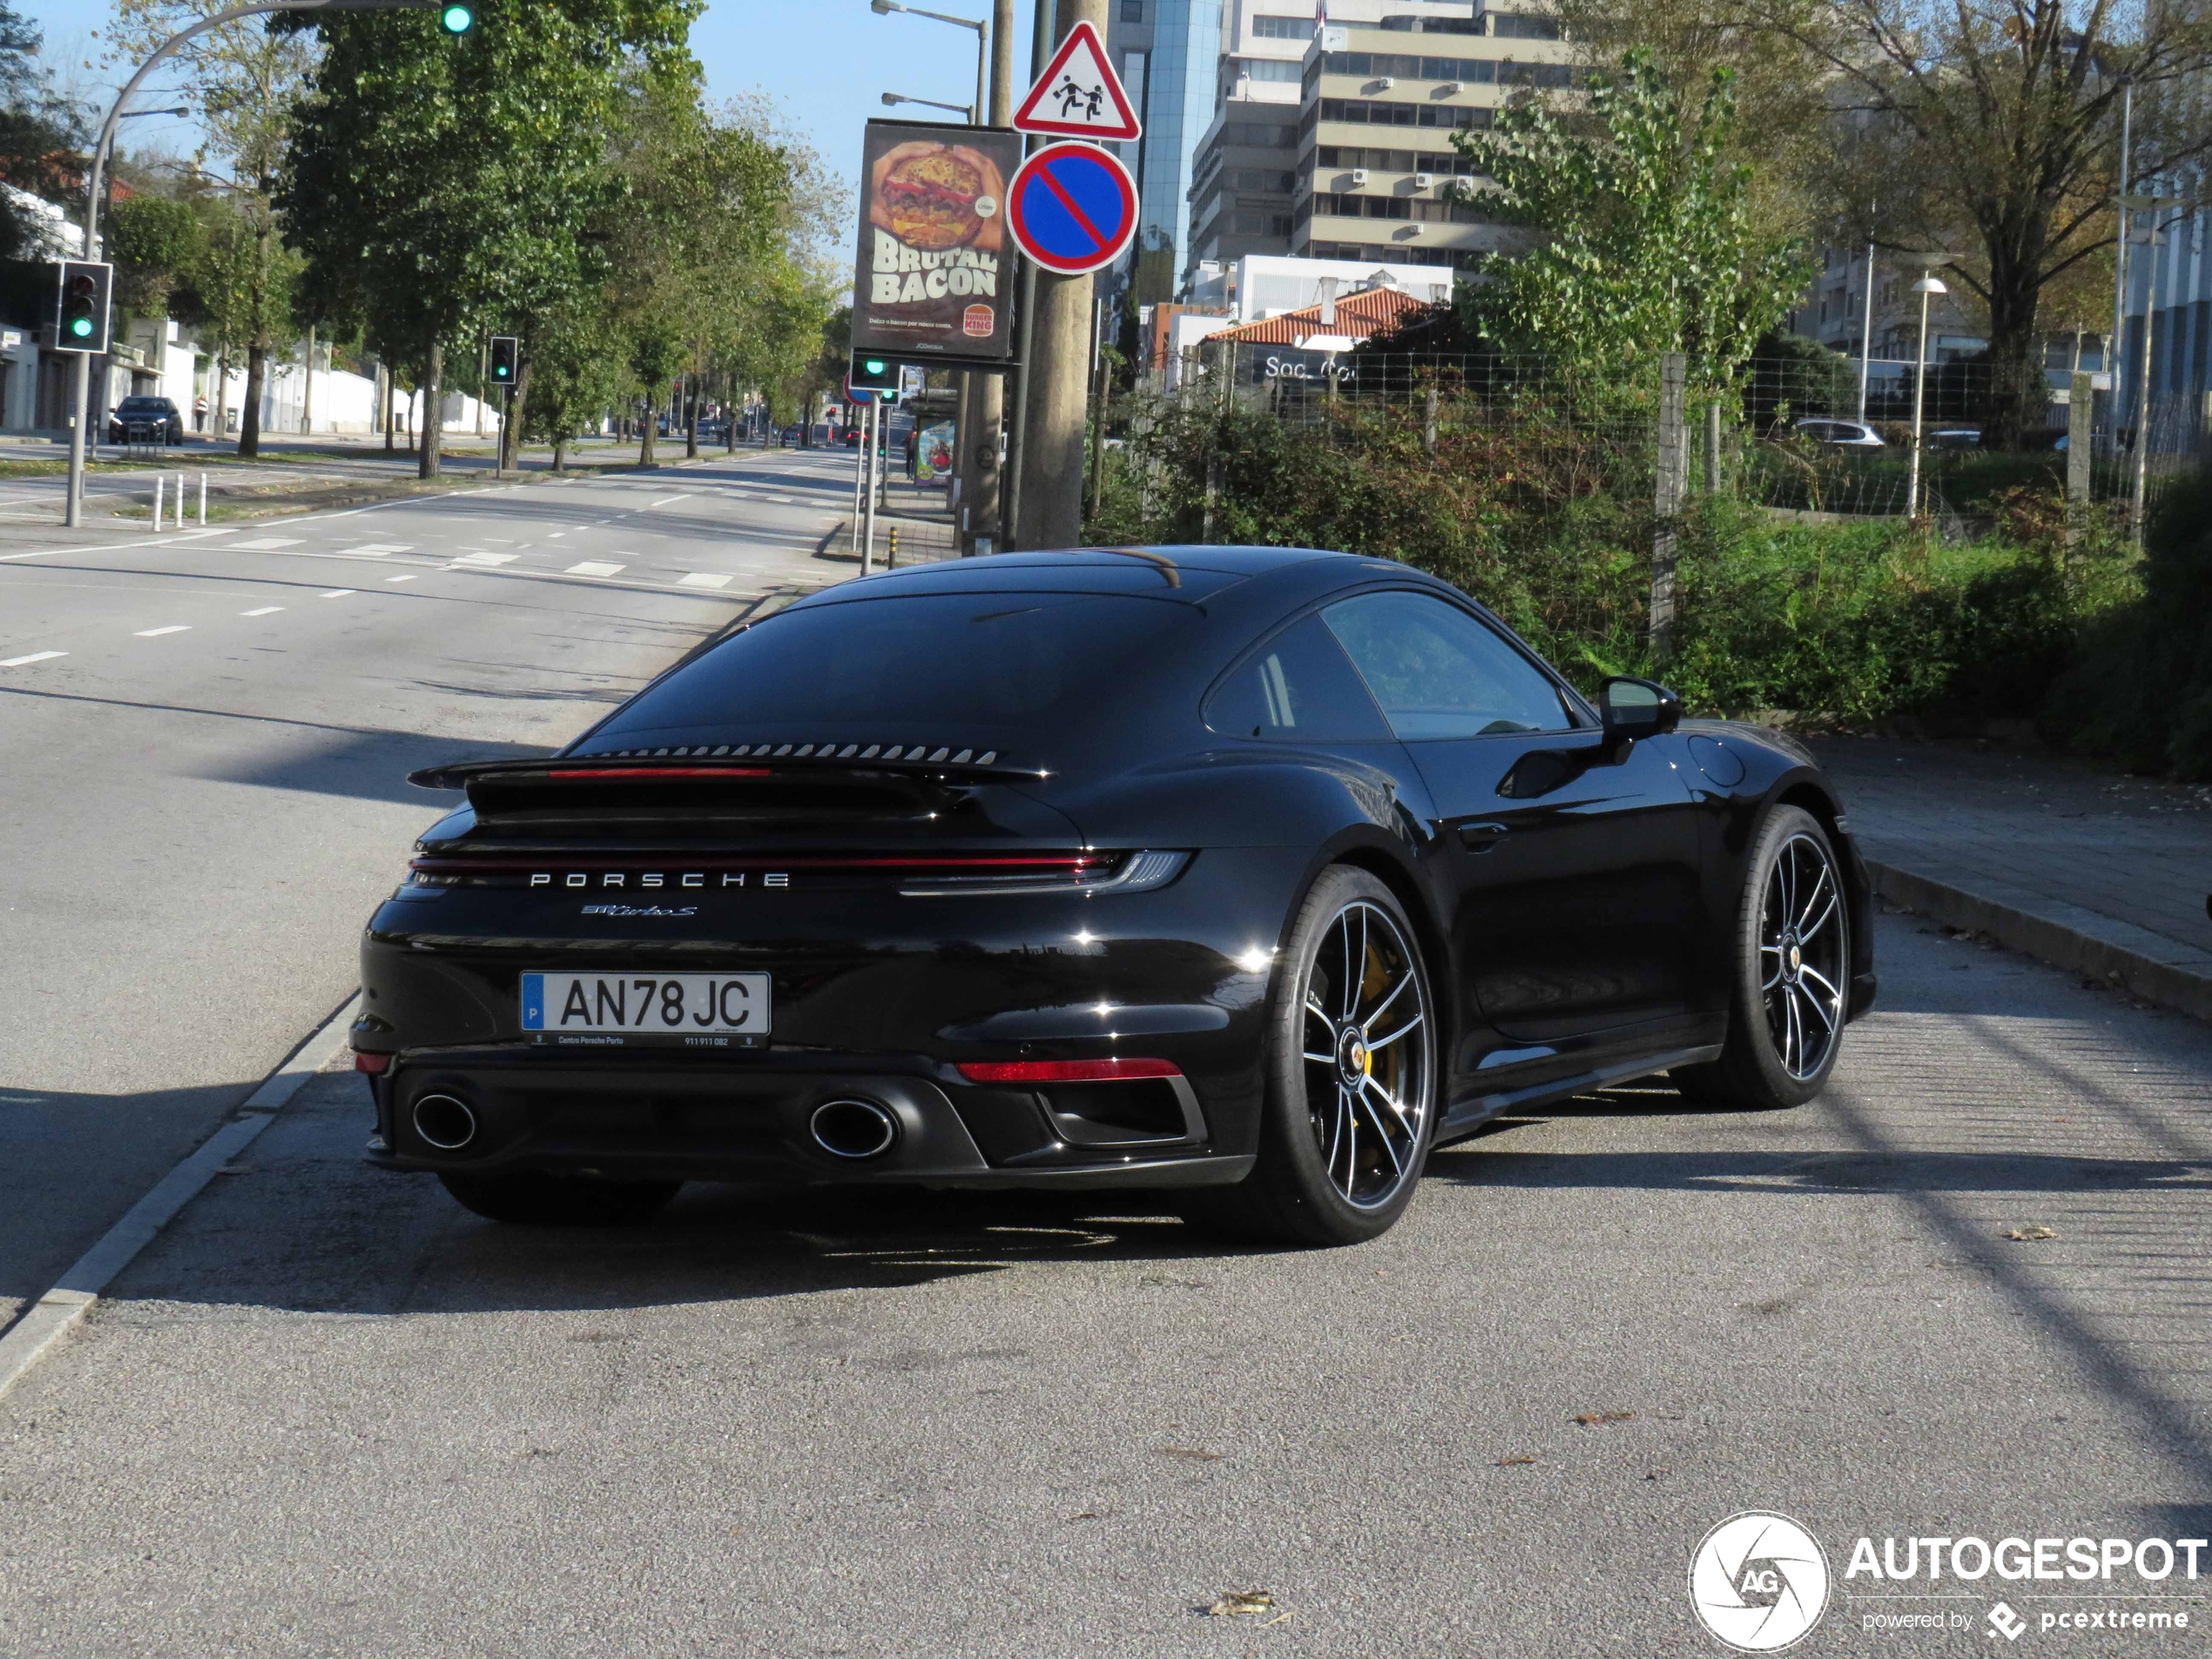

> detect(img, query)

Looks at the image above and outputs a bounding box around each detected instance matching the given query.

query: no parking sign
[1005,142,1138,277]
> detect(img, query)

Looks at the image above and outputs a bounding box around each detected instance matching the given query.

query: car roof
[788,545,1359,608]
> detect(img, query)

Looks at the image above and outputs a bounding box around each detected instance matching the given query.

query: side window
[1204,614,1393,742]
[1322,590,1571,739]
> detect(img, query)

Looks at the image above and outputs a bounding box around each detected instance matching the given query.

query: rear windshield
[582,592,1202,751]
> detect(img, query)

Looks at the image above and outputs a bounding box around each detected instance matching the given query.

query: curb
[1867,860,2212,1024]
[0,993,361,1406]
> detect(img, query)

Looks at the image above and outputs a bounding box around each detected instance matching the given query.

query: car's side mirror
[1598,677,1682,756]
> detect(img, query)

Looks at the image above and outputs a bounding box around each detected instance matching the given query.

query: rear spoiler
[407,750,1048,792]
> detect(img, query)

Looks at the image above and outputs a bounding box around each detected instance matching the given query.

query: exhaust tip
[412,1092,478,1151]
[810,1097,898,1160]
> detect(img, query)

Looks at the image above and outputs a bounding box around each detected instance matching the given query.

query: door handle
[1458,820,1510,852]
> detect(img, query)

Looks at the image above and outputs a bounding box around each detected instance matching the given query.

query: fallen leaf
[1570,1411,1635,1426]
[2002,1225,2057,1242]
[1159,1445,1226,1461]
[1068,1511,1101,1521]
[1494,1455,1538,1467]
[1207,1590,1274,1617]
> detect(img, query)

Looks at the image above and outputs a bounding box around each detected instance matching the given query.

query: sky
[22,0,1043,222]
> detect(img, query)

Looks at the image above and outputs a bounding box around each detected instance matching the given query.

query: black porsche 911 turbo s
[354,545,1875,1244]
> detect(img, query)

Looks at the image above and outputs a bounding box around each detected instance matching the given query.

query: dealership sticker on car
[521,972,770,1049]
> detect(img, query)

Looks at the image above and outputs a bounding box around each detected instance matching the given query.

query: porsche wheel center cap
[1783,936,1803,980]
[1336,1028,1370,1086]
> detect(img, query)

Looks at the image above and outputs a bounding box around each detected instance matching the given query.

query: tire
[438,1170,681,1226]
[1191,866,1440,1246]
[1672,805,1850,1110]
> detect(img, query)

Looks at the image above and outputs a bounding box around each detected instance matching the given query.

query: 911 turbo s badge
[579,903,698,918]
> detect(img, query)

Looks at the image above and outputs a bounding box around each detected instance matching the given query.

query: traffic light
[849,349,900,395]
[54,260,112,354]
[439,3,472,30]
[489,335,518,388]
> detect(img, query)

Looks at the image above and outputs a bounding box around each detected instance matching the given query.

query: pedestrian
[193,393,208,434]
[905,422,919,482]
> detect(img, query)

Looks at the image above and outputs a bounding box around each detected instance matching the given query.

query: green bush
[2047,467,2212,776]
[1090,389,2139,736]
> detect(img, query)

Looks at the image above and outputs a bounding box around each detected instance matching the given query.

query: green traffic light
[69,317,92,338]
[440,3,472,31]
[864,360,887,374]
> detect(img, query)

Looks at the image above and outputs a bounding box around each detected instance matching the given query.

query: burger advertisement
[852,119,1021,368]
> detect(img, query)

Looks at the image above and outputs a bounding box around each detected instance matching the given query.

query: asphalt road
[1,915,2206,1656]
[0,445,861,1330]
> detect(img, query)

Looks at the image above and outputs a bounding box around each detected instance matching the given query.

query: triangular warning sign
[1012,20,1143,142]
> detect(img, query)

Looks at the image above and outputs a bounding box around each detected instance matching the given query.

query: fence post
[2066,370,2093,550]
[1703,401,1722,493]
[1423,383,1439,455]
[1650,352,1688,664]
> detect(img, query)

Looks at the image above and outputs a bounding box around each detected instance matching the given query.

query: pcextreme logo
[1689,1512,1832,1651]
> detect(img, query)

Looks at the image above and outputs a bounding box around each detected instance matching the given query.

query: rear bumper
[362,1047,1255,1190]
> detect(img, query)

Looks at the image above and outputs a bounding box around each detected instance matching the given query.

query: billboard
[852,118,1020,369]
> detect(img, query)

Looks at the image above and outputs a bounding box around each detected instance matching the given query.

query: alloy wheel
[1760,832,1847,1081]
[1298,900,1432,1210]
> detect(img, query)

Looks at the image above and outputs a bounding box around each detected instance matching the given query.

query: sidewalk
[817,473,960,570]
[1808,736,2212,1020]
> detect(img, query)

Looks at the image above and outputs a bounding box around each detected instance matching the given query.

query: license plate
[521,971,771,1049]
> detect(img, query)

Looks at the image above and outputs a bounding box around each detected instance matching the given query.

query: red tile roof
[1205,284,1433,347]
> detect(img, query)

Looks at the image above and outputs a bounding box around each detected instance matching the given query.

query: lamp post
[880,91,975,122]
[2119,192,2185,542]
[869,0,988,131]
[61,0,469,527]
[1905,271,1946,520]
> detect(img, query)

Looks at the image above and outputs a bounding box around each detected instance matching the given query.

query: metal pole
[1907,282,1932,518]
[154,474,164,531]
[2112,78,2132,388]
[1002,0,1053,549]
[1857,240,1876,421]
[64,356,87,526]
[199,470,206,526]
[2131,220,2158,541]
[851,395,868,543]
[861,400,880,575]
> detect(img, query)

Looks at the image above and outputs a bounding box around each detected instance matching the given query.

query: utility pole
[1002,0,1052,547]
[1015,0,1106,551]
[950,0,1015,555]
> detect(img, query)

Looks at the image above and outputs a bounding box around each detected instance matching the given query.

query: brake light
[956,1058,1183,1083]
[545,767,772,779]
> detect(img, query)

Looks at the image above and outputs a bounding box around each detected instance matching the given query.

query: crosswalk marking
[344,543,414,556]
[240,606,284,617]
[677,572,733,590]
[228,536,303,550]
[135,625,190,637]
[453,551,520,567]
[567,561,625,577]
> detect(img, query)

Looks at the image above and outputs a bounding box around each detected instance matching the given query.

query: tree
[628,319,681,466]
[1755,0,2212,445]
[108,0,315,455]
[1450,51,1809,399]
[522,288,624,469]
[107,191,203,314]
[282,0,695,478]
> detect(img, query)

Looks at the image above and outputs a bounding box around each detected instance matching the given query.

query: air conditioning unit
[1413,172,1434,188]
[1351,168,1369,186]
[1376,75,1395,89]
[1442,80,1464,94]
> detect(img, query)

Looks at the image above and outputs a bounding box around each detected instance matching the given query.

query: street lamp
[1905,272,1946,520]
[882,90,975,122]
[2119,192,2186,541]
[868,0,987,127]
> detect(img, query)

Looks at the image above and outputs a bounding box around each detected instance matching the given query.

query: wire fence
[1116,342,2209,533]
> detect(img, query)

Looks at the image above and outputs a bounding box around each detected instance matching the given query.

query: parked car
[107,395,185,445]
[363,546,1877,1241]
[1927,428,1981,449]
[1792,418,1884,449]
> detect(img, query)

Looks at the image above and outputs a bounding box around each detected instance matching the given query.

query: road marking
[135,624,190,637]
[0,651,65,668]
[229,536,303,550]
[240,606,284,617]
[678,571,734,590]
[346,543,414,556]
[650,494,692,507]
[383,574,417,583]
[547,531,566,538]
[567,561,624,577]
[0,993,361,1406]
[453,551,519,566]
[320,589,354,598]
[767,495,797,503]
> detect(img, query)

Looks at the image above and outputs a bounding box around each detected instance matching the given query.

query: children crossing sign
[1012,20,1142,142]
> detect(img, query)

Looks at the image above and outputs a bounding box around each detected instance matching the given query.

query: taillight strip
[543,767,773,779]
[956,1059,1184,1083]
[408,853,1108,873]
